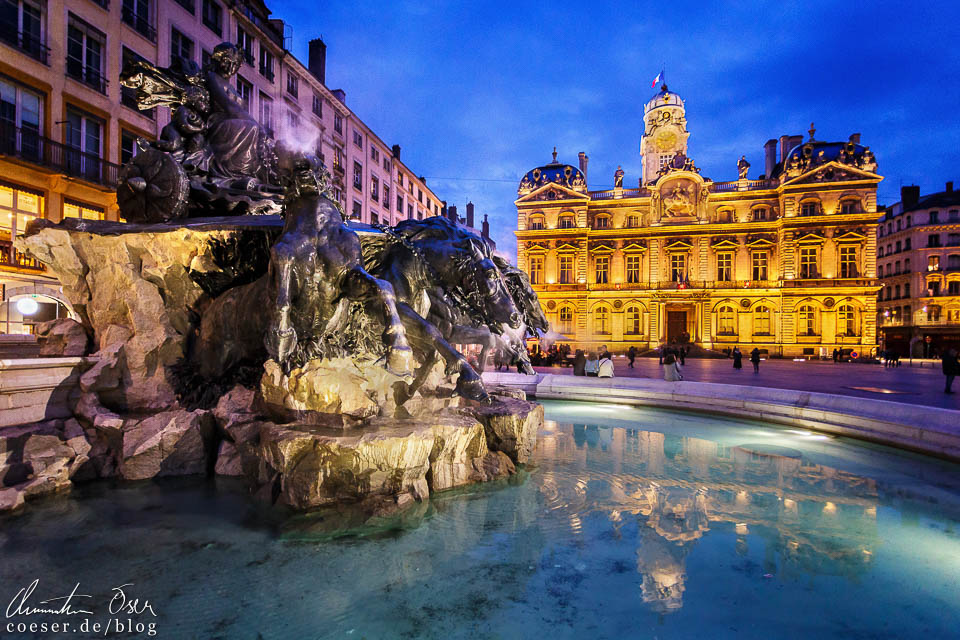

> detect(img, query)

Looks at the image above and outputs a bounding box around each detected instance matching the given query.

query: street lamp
[16,297,39,316]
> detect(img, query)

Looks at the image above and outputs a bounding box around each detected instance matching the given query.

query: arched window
[798,304,817,336]
[717,305,737,335]
[528,214,545,230]
[840,199,860,214]
[627,214,641,228]
[625,305,642,335]
[800,200,820,217]
[593,306,610,335]
[753,207,769,221]
[717,208,735,223]
[557,306,575,335]
[594,214,610,229]
[753,305,772,335]
[558,214,575,229]
[838,304,858,336]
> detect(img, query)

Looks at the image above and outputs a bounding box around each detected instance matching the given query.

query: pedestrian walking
[585,352,599,377]
[598,353,614,378]
[943,348,959,394]
[663,354,683,381]
[750,347,761,373]
[627,346,636,369]
[573,349,586,376]
[679,346,686,366]
[833,348,840,363]
[732,347,743,370]
[658,343,665,365]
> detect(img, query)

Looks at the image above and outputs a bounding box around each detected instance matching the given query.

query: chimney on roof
[482,214,490,240]
[947,181,954,193]
[447,204,458,223]
[466,202,475,228]
[901,185,920,210]
[391,144,401,160]
[332,89,345,104]
[578,151,589,184]
[849,133,861,144]
[763,139,777,178]
[308,38,326,84]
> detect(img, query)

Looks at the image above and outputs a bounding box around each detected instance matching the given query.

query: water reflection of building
[545,423,879,612]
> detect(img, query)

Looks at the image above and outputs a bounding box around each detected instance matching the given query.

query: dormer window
[558,215,575,229]
[753,207,769,221]
[840,199,860,214]
[594,215,610,229]
[528,215,545,230]
[800,200,820,217]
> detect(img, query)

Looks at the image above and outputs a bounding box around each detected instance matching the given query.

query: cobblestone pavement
[530,357,960,410]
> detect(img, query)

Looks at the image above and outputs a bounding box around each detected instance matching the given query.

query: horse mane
[359,231,395,275]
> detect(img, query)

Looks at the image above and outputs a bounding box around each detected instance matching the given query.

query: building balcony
[0,238,46,272]
[121,8,157,42]
[0,122,120,188]
[0,25,50,65]
[66,58,108,94]
[783,277,875,288]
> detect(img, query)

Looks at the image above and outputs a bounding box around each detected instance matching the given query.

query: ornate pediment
[516,181,589,203]
[783,161,880,187]
[794,229,827,244]
[555,240,582,252]
[834,228,868,242]
[746,234,776,247]
[711,236,740,249]
[621,240,648,253]
[664,238,694,251]
[524,241,550,253]
[589,241,616,253]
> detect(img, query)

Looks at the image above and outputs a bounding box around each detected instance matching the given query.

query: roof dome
[645,83,684,113]
[775,138,877,178]
[518,150,586,195]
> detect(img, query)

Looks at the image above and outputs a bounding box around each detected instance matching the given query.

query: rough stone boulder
[119,409,216,481]
[467,395,543,464]
[260,357,411,424]
[17,224,239,412]
[36,318,90,357]
[0,418,93,512]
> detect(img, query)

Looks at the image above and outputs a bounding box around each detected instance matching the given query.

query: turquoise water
[2,400,960,639]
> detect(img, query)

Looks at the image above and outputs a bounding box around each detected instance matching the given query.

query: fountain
[4,43,542,517]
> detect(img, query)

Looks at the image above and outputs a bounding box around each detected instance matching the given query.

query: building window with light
[558,254,574,284]
[626,254,641,284]
[839,246,858,277]
[753,305,772,335]
[753,207,768,221]
[928,255,940,271]
[798,305,817,336]
[800,200,819,217]
[557,306,574,334]
[799,247,817,278]
[840,200,859,214]
[353,161,362,190]
[627,214,640,228]
[670,253,686,282]
[594,255,609,284]
[625,305,641,334]
[0,183,44,238]
[558,215,575,229]
[370,175,379,202]
[838,304,858,336]
[717,252,732,282]
[717,305,736,335]
[62,199,104,221]
[528,215,545,230]
[595,215,609,229]
[528,256,543,284]
[593,306,610,335]
[751,251,768,281]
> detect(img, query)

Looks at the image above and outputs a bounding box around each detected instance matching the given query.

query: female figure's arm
[204,69,252,121]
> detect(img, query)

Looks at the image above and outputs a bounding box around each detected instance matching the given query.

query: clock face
[655,129,678,151]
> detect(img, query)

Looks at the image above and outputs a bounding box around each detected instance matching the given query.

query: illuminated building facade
[876,183,960,357]
[515,83,883,357]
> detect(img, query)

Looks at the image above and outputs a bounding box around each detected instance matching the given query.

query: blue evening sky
[277,1,960,260]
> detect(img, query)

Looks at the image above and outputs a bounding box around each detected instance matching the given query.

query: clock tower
[640,83,689,185]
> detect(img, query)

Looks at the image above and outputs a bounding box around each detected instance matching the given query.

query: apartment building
[0,0,442,334]
[877,183,960,357]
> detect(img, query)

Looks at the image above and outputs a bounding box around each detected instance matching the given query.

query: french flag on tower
[652,70,664,88]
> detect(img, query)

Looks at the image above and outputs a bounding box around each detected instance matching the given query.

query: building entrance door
[667,311,687,343]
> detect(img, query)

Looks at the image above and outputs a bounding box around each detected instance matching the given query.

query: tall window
[593,306,610,335]
[594,255,609,284]
[799,247,817,278]
[717,305,736,335]
[930,211,939,224]
[595,215,609,229]
[627,214,640,227]
[64,108,103,182]
[333,146,344,172]
[800,201,819,216]
[751,251,768,281]
[625,305,641,334]
[528,215,544,230]
[558,215,575,229]
[840,200,859,214]
[120,129,139,164]
[286,71,298,98]
[753,207,768,221]
[383,186,390,212]
[201,0,222,35]
[717,252,732,282]
[928,234,941,247]
[334,114,342,134]
[798,305,817,336]
[122,0,155,41]
[396,195,403,212]
[2,0,47,63]
[839,246,858,278]
[670,253,686,282]
[259,48,274,81]
[557,306,574,334]
[753,306,771,335]
[235,76,252,113]
[370,175,379,202]
[351,200,361,219]
[352,161,362,190]
[0,78,43,161]
[258,93,273,131]
[353,129,363,148]
[312,93,323,118]
[0,183,44,240]
[528,256,543,285]
[67,16,106,93]
[170,27,194,65]
[626,254,641,284]
[558,254,574,284]
[236,26,253,64]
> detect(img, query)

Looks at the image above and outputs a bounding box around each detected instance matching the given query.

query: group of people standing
[573,345,615,378]
[730,346,762,373]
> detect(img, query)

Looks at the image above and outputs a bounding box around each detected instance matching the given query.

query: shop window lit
[62,200,104,221]
[0,183,44,238]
